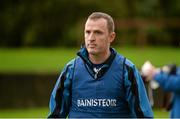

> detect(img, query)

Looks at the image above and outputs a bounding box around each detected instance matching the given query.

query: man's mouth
[88,44,96,48]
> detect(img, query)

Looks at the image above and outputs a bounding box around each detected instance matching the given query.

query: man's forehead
[85,18,108,29]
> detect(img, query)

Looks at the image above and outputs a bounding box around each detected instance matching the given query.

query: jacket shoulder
[66,58,76,67]
[124,58,135,68]
[60,58,76,73]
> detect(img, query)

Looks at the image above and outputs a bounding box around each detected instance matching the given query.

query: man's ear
[109,32,116,43]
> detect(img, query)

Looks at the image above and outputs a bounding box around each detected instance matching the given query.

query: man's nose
[88,33,95,41]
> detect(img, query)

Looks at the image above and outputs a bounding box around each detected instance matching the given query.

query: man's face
[84,18,115,56]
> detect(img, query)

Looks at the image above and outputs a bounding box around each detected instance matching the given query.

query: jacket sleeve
[48,59,75,118]
[124,60,153,118]
[154,71,180,92]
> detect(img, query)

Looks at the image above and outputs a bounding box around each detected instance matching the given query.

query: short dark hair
[87,12,115,33]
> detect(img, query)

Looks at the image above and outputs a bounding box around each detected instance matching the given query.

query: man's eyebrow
[94,29,103,33]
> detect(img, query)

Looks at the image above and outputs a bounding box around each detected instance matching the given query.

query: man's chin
[87,50,98,55]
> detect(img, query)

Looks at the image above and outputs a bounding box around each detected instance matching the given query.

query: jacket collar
[77,47,116,79]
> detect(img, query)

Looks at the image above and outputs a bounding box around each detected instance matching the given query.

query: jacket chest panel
[72,58,125,99]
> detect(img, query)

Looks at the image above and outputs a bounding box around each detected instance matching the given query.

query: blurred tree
[0,0,179,47]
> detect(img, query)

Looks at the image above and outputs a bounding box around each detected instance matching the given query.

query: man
[143,62,180,118]
[48,12,153,118]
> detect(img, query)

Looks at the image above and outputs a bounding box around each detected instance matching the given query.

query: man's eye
[95,31,103,34]
[86,31,90,34]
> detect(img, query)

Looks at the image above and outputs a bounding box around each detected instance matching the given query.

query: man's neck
[89,50,111,64]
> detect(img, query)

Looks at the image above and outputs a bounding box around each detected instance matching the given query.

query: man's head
[87,12,115,33]
[84,12,116,56]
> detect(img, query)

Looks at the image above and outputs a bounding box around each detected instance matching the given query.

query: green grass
[0,107,49,118]
[0,107,169,118]
[0,47,179,73]
[116,46,180,68]
[0,48,77,73]
[153,108,169,118]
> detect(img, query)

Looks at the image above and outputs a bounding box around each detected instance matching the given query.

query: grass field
[0,107,169,118]
[0,47,179,73]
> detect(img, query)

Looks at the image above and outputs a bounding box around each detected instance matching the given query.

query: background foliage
[0,0,179,47]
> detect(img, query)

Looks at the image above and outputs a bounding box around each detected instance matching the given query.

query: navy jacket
[48,47,153,118]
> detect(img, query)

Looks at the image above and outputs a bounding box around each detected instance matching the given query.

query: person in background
[143,62,180,118]
[48,12,153,118]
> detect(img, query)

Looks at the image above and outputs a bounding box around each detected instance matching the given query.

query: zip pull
[93,67,102,79]
[94,73,98,79]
